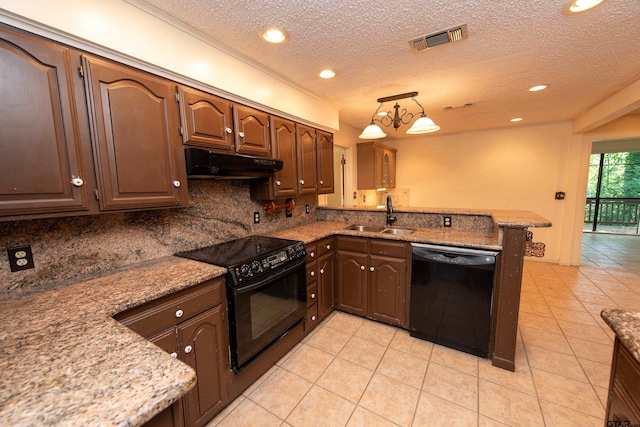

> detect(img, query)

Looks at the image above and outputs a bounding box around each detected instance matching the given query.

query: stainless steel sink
[381,227,416,235]
[345,224,385,233]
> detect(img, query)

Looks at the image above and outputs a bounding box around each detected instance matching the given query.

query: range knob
[251,260,262,274]
[239,264,251,278]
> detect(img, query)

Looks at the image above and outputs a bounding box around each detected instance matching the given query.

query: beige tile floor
[208,233,640,426]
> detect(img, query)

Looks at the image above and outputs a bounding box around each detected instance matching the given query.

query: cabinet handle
[173,180,181,188]
[360,265,365,271]
[320,269,325,274]
[71,176,84,187]
[175,309,184,318]
[311,315,316,321]
[326,245,331,250]
[184,345,192,354]
[170,352,178,359]
[299,179,305,185]
[310,271,315,277]
[276,180,282,186]
[311,293,316,299]
[370,266,375,272]
[239,131,245,138]
[226,127,232,134]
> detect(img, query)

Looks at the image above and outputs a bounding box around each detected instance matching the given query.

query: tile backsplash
[355,188,410,208]
[0,180,317,296]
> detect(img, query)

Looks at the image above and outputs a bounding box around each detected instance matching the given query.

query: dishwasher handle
[412,245,498,266]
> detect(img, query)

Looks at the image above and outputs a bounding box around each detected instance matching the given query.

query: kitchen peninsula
[0,207,549,426]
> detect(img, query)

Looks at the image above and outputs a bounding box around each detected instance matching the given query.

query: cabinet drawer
[316,238,334,256]
[116,278,224,338]
[306,262,317,284]
[336,236,367,253]
[305,303,319,334]
[305,242,318,263]
[369,239,408,258]
[307,282,318,307]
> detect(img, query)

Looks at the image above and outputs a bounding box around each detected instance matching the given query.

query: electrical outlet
[443,216,452,228]
[253,211,260,224]
[555,192,566,200]
[7,245,34,272]
[305,204,310,214]
[285,209,293,218]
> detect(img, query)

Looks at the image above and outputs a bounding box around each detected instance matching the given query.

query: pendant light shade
[358,123,387,139]
[406,116,440,134]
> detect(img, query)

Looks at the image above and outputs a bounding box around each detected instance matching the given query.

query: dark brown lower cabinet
[304,238,335,335]
[336,236,409,327]
[606,337,640,424]
[115,279,229,427]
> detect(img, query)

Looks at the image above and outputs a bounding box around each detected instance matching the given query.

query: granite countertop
[317,206,552,228]
[270,220,502,250]
[0,256,225,427]
[601,308,640,364]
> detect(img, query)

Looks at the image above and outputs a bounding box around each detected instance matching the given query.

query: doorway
[584,151,640,234]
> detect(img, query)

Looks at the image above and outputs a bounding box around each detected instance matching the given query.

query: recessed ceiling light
[258,26,289,44]
[529,84,548,92]
[318,69,336,79]
[511,118,523,122]
[563,0,607,14]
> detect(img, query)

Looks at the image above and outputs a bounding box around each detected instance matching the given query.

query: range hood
[185,148,283,179]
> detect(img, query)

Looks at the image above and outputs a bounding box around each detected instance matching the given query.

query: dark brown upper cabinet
[316,130,334,194]
[82,55,188,211]
[295,124,318,195]
[269,117,298,197]
[357,141,397,190]
[177,86,234,153]
[233,104,271,157]
[0,25,93,218]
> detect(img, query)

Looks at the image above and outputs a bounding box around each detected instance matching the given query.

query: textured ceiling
[134,0,640,136]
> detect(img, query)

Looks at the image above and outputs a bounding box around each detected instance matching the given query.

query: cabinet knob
[299,179,305,185]
[311,315,316,321]
[71,176,84,187]
[173,180,181,188]
[326,245,331,250]
[170,352,178,359]
[184,345,192,354]
[310,271,315,277]
[175,309,184,318]
[319,180,324,184]
[276,180,281,186]
[226,127,232,134]
[320,269,325,274]
[310,252,315,258]
[239,131,245,138]
[311,293,316,299]
[360,265,365,271]
[370,266,375,272]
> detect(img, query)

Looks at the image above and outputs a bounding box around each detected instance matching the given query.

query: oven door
[227,259,306,373]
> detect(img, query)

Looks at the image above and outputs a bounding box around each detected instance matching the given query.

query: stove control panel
[233,242,306,283]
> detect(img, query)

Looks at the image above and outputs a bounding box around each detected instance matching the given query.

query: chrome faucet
[386,195,397,226]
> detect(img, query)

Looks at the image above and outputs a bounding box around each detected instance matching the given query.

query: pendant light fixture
[358,92,440,139]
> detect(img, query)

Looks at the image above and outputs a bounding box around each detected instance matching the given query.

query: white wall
[0,0,339,130]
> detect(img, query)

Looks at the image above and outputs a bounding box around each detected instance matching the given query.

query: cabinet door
[296,124,317,194]
[146,329,184,427]
[177,86,234,152]
[178,306,228,427]
[233,105,270,157]
[82,55,188,210]
[373,146,384,188]
[369,255,406,326]
[270,117,297,197]
[336,250,367,316]
[317,251,335,320]
[316,130,334,194]
[385,148,396,188]
[0,26,91,216]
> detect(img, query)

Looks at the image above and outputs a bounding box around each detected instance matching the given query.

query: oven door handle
[231,259,305,295]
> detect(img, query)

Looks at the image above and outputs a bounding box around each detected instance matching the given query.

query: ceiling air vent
[409,24,468,52]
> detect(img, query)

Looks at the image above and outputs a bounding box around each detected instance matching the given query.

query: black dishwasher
[410,243,498,357]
